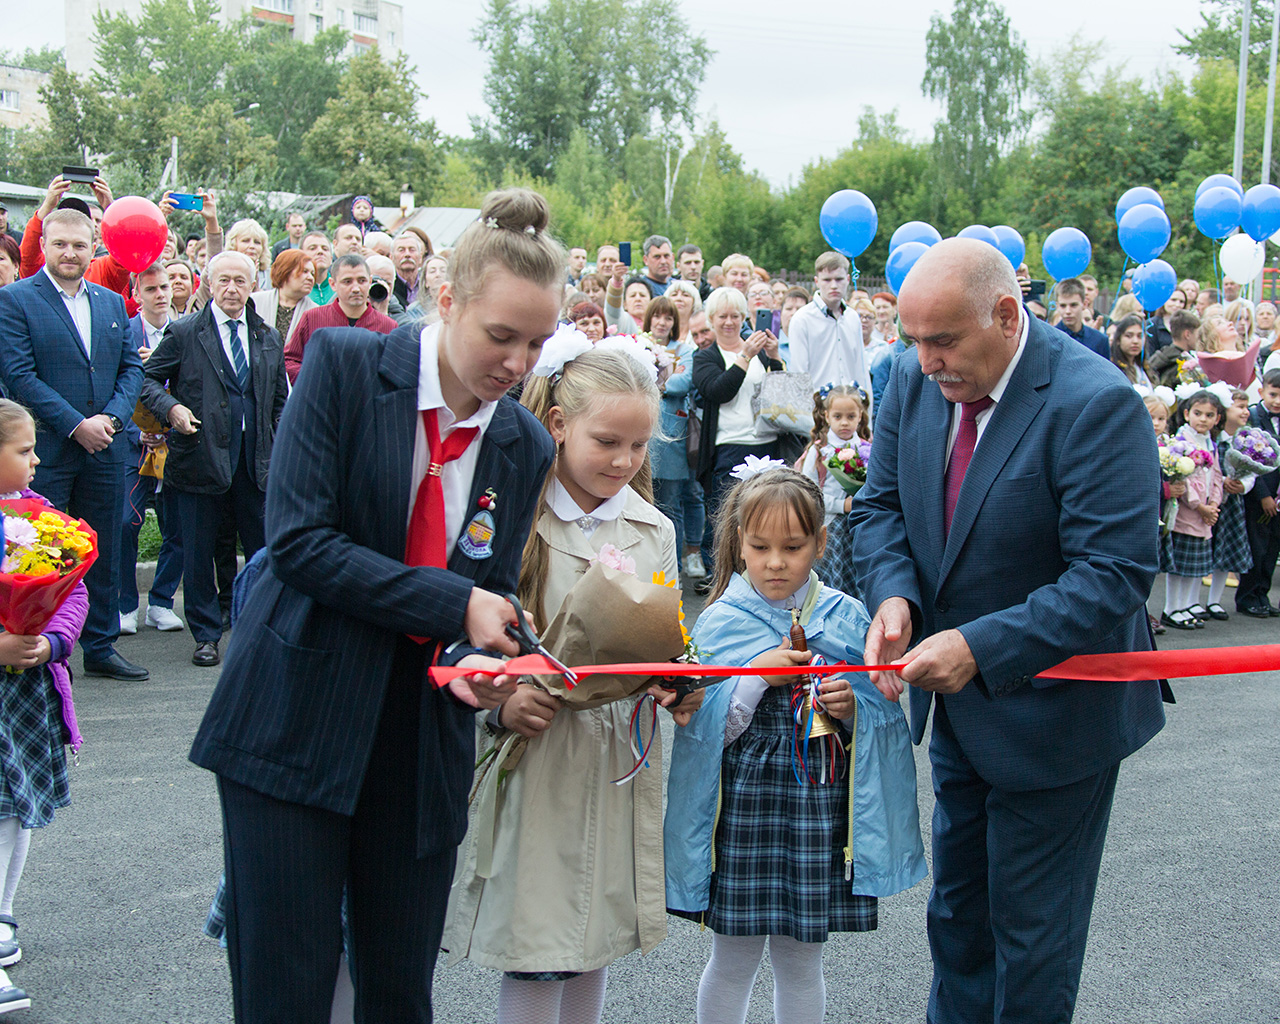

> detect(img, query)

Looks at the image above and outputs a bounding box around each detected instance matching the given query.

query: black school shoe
[1186,603,1211,622]
[1160,610,1198,631]
[1205,603,1230,621]
[0,968,29,1014]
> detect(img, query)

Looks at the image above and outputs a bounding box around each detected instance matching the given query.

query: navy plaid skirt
[1162,530,1213,578]
[0,666,69,829]
[704,688,877,942]
[1212,492,1253,573]
[818,513,862,602]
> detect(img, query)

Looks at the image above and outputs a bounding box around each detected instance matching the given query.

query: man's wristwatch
[107,415,123,433]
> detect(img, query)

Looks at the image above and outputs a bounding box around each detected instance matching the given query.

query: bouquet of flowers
[1225,426,1280,480]
[0,499,98,635]
[1176,354,1209,387]
[1157,438,1212,535]
[825,439,873,496]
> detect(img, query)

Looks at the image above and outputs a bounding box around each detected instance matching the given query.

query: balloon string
[1114,255,1129,322]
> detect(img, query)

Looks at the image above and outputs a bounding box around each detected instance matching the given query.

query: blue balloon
[1115,186,1164,225]
[889,220,942,252]
[991,225,1025,268]
[1132,259,1177,312]
[885,241,930,294]
[1241,183,1280,241]
[1117,203,1171,264]
[819,190,878,258]
[1195,173,1245,200]
[956,224,1000,248]
[1041,227,1091,280]
[1193,185,1243,239]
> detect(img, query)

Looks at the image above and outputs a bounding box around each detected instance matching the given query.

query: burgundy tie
[943,396,994,535]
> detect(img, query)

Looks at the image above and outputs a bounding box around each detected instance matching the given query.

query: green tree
[923,0,1031,221]
[300,50,440,202]
[0,46,65,72]
[472,0,711,178]
[1175,0,1275,80]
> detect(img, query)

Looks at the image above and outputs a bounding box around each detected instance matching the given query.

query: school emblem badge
[457,509,495,559]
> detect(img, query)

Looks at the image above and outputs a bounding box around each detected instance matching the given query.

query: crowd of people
[0,173,1272,1023]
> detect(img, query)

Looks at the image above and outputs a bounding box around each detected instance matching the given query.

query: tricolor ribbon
[428,645,1280,688]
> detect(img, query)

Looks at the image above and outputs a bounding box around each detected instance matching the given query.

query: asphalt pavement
[8,579,1279,1023]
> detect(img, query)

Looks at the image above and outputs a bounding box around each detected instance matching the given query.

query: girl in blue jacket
[665,465,925,1024]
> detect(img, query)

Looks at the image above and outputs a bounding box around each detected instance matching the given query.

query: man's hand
[864,597,913,701]
[446,654,519,710]
[462,588,521,658]
[898,628,977,696]
[38,176,71,219]
[499,682,560,738]
[72,414,116,453]
[90,176,113,212]
[0,634,50,670]
[167,405,200,434]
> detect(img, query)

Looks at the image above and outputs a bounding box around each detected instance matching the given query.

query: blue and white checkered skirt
[1163,530,1213,578]
[704,688,876,941]
[1212,491,1253,573]
[0,665,69,829]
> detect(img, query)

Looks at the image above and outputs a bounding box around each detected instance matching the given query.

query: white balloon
[1219,233,1266,281]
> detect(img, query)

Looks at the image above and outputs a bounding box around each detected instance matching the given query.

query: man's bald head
[900,238,1021,328]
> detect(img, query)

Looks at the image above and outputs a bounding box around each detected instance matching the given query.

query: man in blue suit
[850,239,1168,1024]
[0,207,147,680]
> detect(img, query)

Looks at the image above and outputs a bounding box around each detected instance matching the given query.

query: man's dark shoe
[192,641,220,667]
[1269,604,1280,617]
[82,652,149,681]
[221,610,232,632]
[1239,604,1271,619]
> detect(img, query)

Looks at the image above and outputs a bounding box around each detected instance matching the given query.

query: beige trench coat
[444,487,678,973]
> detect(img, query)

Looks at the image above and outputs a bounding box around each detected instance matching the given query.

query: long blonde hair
[517,348,662,627]
[707,468,825,604]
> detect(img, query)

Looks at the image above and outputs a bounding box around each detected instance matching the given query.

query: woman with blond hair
[225,217,271,290]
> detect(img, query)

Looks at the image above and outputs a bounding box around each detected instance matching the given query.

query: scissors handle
[502,593,539,654]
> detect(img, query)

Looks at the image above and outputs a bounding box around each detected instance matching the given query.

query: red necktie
[943,396,994,535]
[405,409,479,569]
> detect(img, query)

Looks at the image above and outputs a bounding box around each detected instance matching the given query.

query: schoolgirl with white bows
[445,332,698,1024]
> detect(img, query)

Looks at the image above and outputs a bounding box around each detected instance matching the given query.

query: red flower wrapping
[0,500,99,636]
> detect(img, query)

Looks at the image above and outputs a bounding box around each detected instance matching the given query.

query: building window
[336,7,347,27]
[0,91,19,112]
[354,13,376,34]
[313,0,322,8]
[257,0,293,11]
[387,30,395,47]
[312,14,323,32]
[352,42,369,55]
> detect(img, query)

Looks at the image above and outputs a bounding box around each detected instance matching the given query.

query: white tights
[0,818,29,919]
[696,933,825,1024]
[1207,571,1231,606]
[496,968,609,1024]
[1164,573,1202,615]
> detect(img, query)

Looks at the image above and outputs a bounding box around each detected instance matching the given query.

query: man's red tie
[943,396,994,536]
[406,409,479,569]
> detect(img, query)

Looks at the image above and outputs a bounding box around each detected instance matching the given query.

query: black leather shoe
[1239,604,1271,619]
[1160,611,1197,631]
[192,641,221,667]
[1269,604,1280,617]
[82,652,149,681]
[1205,603,1230,621]
[221,610,232,632]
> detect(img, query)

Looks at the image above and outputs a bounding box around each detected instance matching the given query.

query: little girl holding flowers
[445,336,697,1024]
[0,399,90,1015]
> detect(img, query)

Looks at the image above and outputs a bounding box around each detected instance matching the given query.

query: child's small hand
[648,683,703,726]
[1199,503,1219,525]
[751,642,812,688]
[1169,481,1187,499]
[0,633,49,670]
[1263,496,1277,519]
[816,677,854,720]
[500,682,560,738]
[1224,477,1245,494]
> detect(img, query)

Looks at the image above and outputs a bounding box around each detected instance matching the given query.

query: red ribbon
[427,645,1280,689]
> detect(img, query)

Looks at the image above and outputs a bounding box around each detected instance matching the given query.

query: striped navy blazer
[189,324,555,854]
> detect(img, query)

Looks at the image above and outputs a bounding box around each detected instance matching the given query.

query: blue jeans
[120,463,183,613]
[654,477,704,549]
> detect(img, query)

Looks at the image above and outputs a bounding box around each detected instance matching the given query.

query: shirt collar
[758,574,812,610]
[817,297,845,320]
[211,303,244,330]
[547,476,629,525]
[42,265,85,300]
[417,322,499,435]
[987,306,1030,406]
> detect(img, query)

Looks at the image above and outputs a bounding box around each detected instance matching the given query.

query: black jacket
[141,302,289,494]
[691,344,783,485]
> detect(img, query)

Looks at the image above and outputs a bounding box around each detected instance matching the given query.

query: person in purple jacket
[0,399,89,1015]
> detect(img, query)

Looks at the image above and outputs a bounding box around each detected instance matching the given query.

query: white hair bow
[729,455,788,481]
[531,322,594,379]
[594,334,660,381]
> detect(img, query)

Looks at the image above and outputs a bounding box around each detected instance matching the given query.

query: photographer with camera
[283,253,396,385]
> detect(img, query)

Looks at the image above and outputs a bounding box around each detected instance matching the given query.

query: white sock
[697,933,765,1024]
[0,827,28,921]
[497,976,564,1024]
[1165,574,1196,614]
[1208,571,1229,606]
[768,935,826,1024]
[0,819,24,934]
[558,968,608,1024]
[1162,573,1182,616]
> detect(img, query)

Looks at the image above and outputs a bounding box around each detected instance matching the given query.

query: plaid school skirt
[0,666,70,830]
[704,688,877,942]
[1212,491,1253,573]
[1162,530,1213,578]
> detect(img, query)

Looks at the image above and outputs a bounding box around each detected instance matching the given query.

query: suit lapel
[86,286,117,373]
[448,400,520,579]
[937,326,1049,588]
[32,274,89,364]
[919,381,952,558]
[374,327,421,560]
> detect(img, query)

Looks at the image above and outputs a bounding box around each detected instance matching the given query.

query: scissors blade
[535,644,579,685]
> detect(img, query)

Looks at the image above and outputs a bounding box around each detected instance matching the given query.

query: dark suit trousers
[174,452,265,643]
[35,452,124,660]
[218,638,453,1024]
[926,697,1119,1024]
[1236,505,1280,610]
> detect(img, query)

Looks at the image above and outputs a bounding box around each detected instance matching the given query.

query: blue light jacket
[664,572,927,913]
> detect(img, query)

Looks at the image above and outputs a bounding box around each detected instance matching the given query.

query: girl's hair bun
[479,188,550,235]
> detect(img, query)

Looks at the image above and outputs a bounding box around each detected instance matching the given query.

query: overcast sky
[8,0,1215,187]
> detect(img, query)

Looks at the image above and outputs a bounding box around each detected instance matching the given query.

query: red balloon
[100,196,168,273]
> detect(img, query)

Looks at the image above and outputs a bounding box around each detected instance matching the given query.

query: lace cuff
[724,696,756,746]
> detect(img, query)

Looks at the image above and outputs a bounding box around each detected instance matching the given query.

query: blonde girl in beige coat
[444,343,699,1024]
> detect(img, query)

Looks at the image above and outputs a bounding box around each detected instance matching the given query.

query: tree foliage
[1175,0,1276,80]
